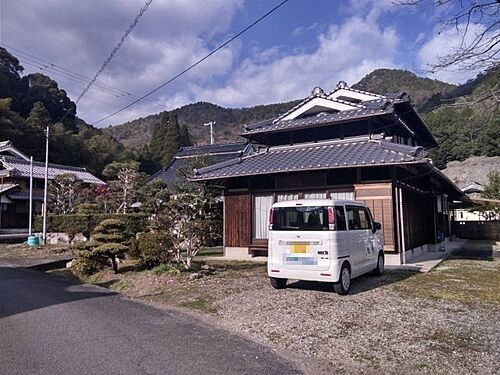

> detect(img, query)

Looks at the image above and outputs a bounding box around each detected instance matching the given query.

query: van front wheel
[334,264,351,295]
[270,277,287,289]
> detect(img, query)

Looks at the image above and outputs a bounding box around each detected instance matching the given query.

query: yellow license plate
[291,242,308,254]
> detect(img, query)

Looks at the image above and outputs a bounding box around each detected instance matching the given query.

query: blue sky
[0,0,488,126]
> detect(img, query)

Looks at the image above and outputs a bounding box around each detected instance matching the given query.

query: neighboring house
[191,82,464,265]
[454,182,500,221]
[0,140,104,230]
[148,142,250,189]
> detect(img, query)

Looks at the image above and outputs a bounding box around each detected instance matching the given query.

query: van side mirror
[373,221,382,233]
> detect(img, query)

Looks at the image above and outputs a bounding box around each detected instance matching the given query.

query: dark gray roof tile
[0,156,104,184]
[193,137,427,180]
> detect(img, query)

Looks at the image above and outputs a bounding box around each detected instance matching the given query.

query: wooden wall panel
[224,194,252,247]
[402,188,435,250]
[354,183,395,251]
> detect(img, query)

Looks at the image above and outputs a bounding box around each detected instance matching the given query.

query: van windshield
[272,206,329,231]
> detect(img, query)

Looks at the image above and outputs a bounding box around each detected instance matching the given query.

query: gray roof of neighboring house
[0,156,104,184]
[192,136,428,181]
[0,183,19,195]
[175,142,248,157]
[148,142,250,187]
[7,191,44,201]
[0,140,30,160]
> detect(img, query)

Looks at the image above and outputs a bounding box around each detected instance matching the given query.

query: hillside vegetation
[0,47,131,177]
[105,100,300,150]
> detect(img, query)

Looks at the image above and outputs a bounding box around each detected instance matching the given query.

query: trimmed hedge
[34,213,148,239]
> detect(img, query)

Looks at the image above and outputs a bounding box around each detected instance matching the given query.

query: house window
[277,193,299,202]
[253,194,274,239]
[330,191,354,200]
[303,192,327,199]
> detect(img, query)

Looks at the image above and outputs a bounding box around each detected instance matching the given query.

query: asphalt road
[0,267,301,375]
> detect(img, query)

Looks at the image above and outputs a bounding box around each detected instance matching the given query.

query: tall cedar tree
[179,123,193,147]
[26,101,52,130]
[149,110,183,166]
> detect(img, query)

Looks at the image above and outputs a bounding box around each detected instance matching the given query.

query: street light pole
[42,127,49,244]
[28,156,33,236]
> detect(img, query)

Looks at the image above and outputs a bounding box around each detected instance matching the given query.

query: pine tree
[26,101,52,130]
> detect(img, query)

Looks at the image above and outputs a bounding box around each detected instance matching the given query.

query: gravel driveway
[187,241,500,374]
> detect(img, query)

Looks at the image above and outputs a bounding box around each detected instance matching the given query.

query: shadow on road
[0,267,117,319]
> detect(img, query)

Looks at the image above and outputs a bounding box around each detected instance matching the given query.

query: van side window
[346,206,361,230]
[359,208,372,230]
[334,206,347,231]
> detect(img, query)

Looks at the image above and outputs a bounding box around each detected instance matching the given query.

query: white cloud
[1,0,243,124]
[417,23,487,84]
[193,14,400,107]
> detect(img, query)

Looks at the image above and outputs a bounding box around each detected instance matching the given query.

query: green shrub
[152,263,178,276]
[135,231,173,268]
[73,218,131,274]
[34,213,147,239]
[76,203,101,214]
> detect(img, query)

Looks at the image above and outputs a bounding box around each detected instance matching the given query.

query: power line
[93,0,290,125]
[17,57,166,113]
[2,44,166,111]
[74,0,154,106]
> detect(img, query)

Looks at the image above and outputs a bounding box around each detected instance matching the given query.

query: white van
[267,199,384,295]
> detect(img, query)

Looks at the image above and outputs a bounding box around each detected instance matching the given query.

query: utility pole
[28,156,33,236]
[42,127,49,245]
[203,121,216,145]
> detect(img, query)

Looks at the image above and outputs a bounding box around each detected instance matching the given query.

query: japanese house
[191,82,464,265]
[0,140,104,230]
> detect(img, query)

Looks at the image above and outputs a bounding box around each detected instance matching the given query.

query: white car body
[267,199,384,292]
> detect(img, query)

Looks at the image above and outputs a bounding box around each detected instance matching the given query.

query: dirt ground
[49,240,500,375]
[0,243,76,266]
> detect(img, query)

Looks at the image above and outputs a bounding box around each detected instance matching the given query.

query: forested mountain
[352,68,456,112]
[0,47,131,177]
[105,100,301,150]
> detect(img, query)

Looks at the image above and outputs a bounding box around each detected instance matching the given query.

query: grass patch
[151,263,179,276]
[179,297,217,314]
[395,248,500,305]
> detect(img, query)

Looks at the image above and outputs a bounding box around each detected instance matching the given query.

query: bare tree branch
[395,0,500,72]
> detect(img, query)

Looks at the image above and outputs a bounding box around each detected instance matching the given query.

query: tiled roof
[0,156,104,184]
[148,142,251,187]
[327,85,386,98]
[0,140,29,160]
[243,92,410,136]
[273,93,366,123]
[0,183,19,195]
[244,105,394,135]
[192,136,427,181]
[8,191,44,201]
[175,142,248,157]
